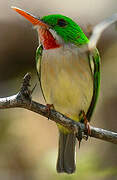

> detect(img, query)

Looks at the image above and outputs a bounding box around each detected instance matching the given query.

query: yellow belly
[40,46,93,132]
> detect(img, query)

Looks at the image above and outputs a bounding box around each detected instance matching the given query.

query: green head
[12,7,89,48]
[41,14,89,46]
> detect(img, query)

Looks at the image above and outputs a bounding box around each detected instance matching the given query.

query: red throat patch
[38,27,61,50]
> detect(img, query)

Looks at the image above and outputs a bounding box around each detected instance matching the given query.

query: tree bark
[0,73,117,144]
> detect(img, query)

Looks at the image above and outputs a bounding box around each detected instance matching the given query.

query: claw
[80,110,91,140]
[46,104,54,119]
[85,121,91,136]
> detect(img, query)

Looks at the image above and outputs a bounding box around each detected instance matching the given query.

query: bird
[12,7,100,174]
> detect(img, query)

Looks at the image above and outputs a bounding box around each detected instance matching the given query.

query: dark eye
[57,19,67,27]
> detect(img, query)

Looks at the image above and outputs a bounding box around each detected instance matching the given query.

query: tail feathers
[56,131,76,174]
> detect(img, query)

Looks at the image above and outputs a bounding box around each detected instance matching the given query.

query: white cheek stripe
[49,29,64,45]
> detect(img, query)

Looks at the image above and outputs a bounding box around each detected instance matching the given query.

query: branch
[0,73,117,144]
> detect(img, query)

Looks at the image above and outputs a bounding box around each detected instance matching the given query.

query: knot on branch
[17,73,32,103]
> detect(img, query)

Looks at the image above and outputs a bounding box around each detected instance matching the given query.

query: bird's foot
[45,104,54,119]
[79,110,91,140]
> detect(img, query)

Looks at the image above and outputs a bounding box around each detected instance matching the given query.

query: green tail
[56,131,76,174]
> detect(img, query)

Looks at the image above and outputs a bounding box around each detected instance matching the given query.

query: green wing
[36,45,43,80]
[36,45,47,101]
[86,48,100,121]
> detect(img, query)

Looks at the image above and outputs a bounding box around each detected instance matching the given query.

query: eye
[57,19,67,27]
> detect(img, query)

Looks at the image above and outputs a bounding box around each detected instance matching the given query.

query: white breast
[40,44,93,121]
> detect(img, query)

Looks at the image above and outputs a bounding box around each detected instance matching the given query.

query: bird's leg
[45,104,54,119]
[82,111,91,136]
[79,110,91,140]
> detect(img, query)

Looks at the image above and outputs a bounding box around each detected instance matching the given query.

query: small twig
[0,73,117,144]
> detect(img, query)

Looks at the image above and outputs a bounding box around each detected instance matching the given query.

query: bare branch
[0,73,117,144]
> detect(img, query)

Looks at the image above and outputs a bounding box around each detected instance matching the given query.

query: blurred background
[0,0,117,179]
